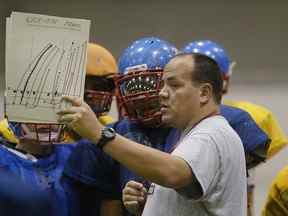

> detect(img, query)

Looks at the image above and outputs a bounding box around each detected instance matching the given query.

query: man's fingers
[57,106,88,126]
[57,112,84,126]
[123,200,138,207]
[57,106,86,115]
[123,194,144,202]
[126,180,144,190]
[61,96,82,106]
[123,186,145,197]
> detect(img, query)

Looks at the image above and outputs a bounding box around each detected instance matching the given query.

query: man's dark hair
[175,53,223,104]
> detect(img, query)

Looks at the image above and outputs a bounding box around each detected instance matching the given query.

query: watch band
[97,127,116,149]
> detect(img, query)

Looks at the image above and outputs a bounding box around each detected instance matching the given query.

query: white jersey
[142,116,247,216]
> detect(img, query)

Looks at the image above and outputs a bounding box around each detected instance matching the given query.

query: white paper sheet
[5,12,90,123]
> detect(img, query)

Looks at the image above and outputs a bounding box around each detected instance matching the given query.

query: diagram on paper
[5,12,90,123]
[6,40,87,109]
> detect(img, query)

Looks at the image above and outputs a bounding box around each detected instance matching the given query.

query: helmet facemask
[115,69,163,127]
[116,37,178,126]
[84,76,115,115]
[18,123,63,145]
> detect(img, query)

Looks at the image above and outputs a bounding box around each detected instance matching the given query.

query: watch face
[103,127,115,139]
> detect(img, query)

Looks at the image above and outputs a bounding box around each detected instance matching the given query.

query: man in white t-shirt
[140,53,247,216]
[57,53,247,216]
[142,115,246,215]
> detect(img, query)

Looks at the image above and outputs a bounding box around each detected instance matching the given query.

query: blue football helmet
[115,37,178,126]
[181,40,231,78]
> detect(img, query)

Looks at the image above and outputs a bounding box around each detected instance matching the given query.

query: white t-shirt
[142,116,247,216]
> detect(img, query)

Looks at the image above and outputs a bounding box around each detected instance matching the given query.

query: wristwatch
[97,127,116,149]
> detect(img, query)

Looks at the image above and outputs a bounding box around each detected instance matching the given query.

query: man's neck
[182,104,220,134]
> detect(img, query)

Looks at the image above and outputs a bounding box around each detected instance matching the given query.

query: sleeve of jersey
[261,166,288,216]
[63,140,121,199]
[172,133,220,200]
[221,105,270,154]
[265,112,288,158]
[221,106,270,168]
[232,112,271,168]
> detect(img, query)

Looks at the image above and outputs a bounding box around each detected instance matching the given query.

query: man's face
[159,56,201,130]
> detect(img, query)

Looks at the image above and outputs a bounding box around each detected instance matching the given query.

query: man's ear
[222,78,230,95]
[228,61,236,77]
[199,83,212,104]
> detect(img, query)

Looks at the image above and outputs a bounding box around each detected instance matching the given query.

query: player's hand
[57,96,103,144]
[122,181,147,215]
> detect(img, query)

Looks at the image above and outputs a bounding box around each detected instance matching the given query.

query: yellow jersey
[262,166,288,216]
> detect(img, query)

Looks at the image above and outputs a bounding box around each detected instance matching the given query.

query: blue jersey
[0,143,75,216]
[0,171,52,216]
[63,139,121,216]
[64,105,269,215]
[111,119,179,190]
[221,105,269,153]
[64,121,179,216]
